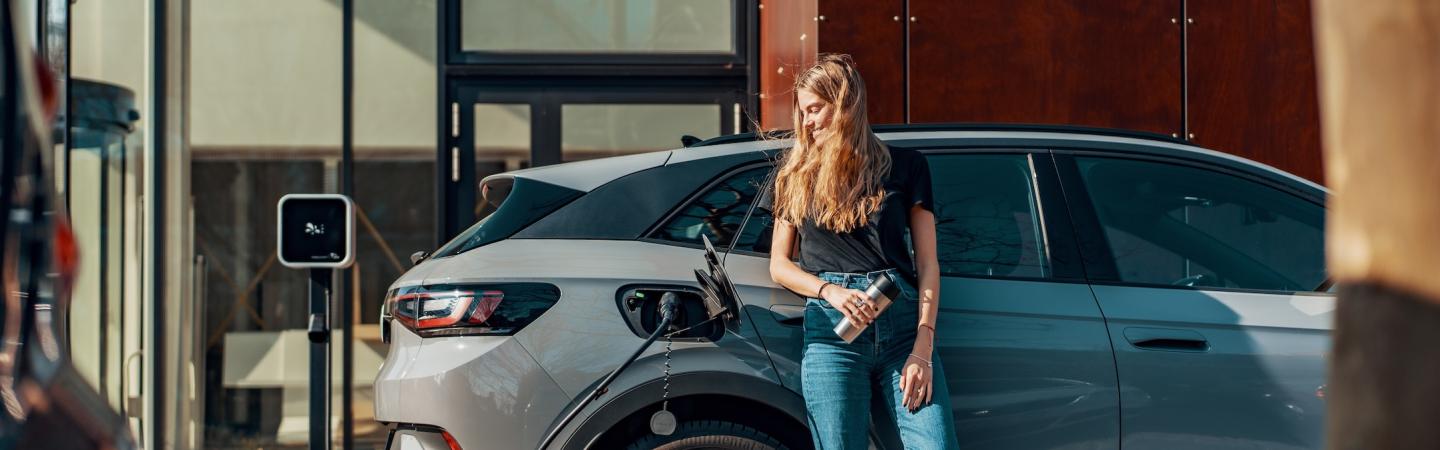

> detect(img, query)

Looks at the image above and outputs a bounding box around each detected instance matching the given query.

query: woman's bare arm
[904,204,942,409]
[769,219,877,324]
[909,205,941,332]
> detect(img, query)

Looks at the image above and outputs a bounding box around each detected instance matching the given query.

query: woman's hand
[820,284,878,326]
[900,353,933,412]
[901,326,936,412]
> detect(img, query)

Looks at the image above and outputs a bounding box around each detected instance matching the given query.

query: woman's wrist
[907,352,932,367]
[913,323,935,351]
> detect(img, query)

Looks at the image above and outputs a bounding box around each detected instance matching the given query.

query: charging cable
[536,292,680,450]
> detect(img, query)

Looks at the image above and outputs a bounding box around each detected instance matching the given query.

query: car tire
[624,420,791,450]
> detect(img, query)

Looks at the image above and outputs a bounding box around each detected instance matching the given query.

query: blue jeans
[802,269,960,450]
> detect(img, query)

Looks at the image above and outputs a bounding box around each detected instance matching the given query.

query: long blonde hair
[772,54,890,233]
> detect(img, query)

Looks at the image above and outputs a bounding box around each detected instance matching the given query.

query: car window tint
[652,165,772,251]
[433,177,583,257]
[1075,157,1326,292]
[928,154,1050,278]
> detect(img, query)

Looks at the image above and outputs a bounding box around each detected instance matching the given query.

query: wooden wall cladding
[1188,0,1324,183]
[764,0,1325,184]
[907,0,1184,136]
[759,0,818,131]
[817,0,907,125]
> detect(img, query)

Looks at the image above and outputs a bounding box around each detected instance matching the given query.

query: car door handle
[1123,327,1209,352]
[769,305,806,326]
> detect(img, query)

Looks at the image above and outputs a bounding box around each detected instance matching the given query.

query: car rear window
[432,176,583,257]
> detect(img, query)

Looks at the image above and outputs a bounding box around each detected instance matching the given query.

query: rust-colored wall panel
[1189,0,1324,183]
[818,0,906,125]
[907,0,1184,136]
[759,0,818,131]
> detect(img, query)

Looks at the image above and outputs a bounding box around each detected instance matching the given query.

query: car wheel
[624,420,791,450]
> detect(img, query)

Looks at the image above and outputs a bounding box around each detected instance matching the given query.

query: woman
[764,54,960,449]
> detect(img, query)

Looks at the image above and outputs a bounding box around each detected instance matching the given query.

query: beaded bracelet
[916,323,937,347]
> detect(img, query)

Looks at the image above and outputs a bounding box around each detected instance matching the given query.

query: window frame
[1053,151,1329,295]
[444,81,748,241]
[446,0,749,66]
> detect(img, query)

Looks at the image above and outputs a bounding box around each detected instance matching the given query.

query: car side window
[927,154,1051,278]
[1075,157,1326,292]
[652,165,773,252]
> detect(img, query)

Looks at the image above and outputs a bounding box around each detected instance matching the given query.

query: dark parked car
[0,1,134,448]
[376,123,1330,450]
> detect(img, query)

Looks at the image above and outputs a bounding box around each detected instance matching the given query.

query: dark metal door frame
[433,0,761,249]
[439,80,746,243]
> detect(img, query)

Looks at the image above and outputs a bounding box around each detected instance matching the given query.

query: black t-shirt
[758,147,935,286]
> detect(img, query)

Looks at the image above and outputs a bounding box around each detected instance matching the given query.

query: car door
[1055,153,1330,450]
[730,149,1122,449]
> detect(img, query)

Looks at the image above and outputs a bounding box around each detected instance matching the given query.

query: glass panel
[352,0,438,446]
[928,154,1050,278]
[72,0,158,442]
[69,0,149,428]
[66,130,116,401]
[474,103,531,219]
[188,0,342,447]
[561,103,719,161]
[65,121,143,429]
[653,166,772,251]
[1075,157,1326,291]
[461,0,735,54]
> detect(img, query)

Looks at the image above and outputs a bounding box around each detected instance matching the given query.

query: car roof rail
[687,123,1189,148]
[685,129,791,147]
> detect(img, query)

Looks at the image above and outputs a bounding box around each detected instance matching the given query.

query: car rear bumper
[375,325,570,449]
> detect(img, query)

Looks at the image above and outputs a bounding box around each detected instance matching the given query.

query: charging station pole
[277,194,354,450]
[308,268,332,450]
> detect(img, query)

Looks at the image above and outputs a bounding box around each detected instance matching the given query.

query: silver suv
[375,125,1332,450]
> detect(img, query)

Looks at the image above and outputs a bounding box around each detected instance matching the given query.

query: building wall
[61,1,1324,448]
[75,0,438,154]
[762,0,1325,184]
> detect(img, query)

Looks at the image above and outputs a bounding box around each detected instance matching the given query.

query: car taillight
[386,283,559,338]
[441,430,462,450]
[32,53,59,121]
[52,215,79,299]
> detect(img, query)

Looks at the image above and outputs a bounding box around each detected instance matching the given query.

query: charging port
[616,286,724,342]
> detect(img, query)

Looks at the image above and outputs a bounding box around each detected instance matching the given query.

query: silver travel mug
[832,272,903,343]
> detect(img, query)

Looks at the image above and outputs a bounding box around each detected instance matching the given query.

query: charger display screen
[279,196,350,266]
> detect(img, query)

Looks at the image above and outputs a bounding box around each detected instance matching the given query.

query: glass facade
[561,103,720,160]
[189,1,342,447]
[473,103,531,218]
[57,0,751,447]
[68,0,149,441]
[353,0,439,446]
[66,79,144,430]
[460,0,735,53]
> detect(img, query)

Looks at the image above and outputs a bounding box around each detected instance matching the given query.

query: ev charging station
[277,194,355,450]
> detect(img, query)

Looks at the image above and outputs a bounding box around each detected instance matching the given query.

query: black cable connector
[659,291,679,325]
